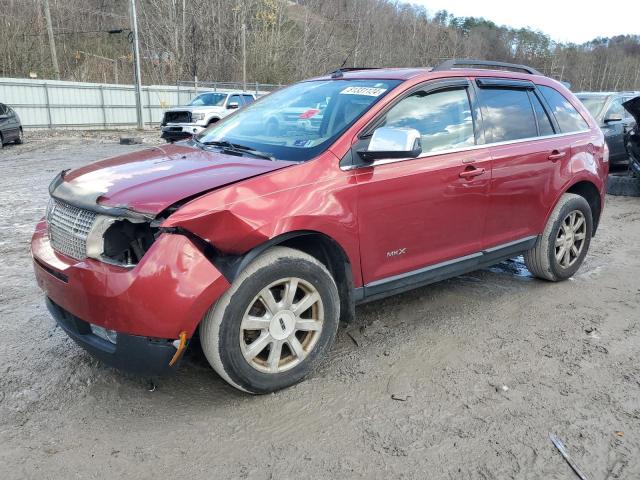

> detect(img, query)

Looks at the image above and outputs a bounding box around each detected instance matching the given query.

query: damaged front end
[34,175,233,375]
[47,170,174,268]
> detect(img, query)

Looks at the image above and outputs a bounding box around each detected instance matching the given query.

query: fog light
[90,324,118,344]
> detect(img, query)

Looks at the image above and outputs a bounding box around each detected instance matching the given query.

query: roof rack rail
[329,67,382,78]
[433,59,542,76]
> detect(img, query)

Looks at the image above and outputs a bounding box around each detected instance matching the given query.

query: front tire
[524,193,593,281]
[200,246,340,394]
[15,128,23,144]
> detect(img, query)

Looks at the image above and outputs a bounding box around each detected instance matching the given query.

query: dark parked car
[0,102,23,148]
[576,92,638,165]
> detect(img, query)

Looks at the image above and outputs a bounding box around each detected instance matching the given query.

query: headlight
[86,215,117,259]
[192,112,205,121]
[86,215,156,267]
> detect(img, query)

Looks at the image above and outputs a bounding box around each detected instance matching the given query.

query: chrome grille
[46,199,97,260]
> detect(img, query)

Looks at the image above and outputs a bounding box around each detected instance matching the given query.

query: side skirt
[355,236,538,304]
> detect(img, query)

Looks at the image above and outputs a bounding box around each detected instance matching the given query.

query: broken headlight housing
[86,215,157,267]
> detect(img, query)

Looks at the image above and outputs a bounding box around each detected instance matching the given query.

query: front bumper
[161,124,205,141]
[32,218,231,374]
[46,297,180,376]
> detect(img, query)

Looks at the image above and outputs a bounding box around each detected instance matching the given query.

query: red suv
[32,60,608,393]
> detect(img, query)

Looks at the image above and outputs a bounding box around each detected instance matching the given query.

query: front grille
[47,199,97,260]
[163,111,192,124]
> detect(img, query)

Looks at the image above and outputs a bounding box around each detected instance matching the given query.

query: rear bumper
[31,218,231,373]
[47,297,179,376]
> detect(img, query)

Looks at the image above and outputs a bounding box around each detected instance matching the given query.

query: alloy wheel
[555,210,587,268]
[240,277,324,373]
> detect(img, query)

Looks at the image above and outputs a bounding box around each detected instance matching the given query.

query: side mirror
[227,102,239,110]
[604,113,623,123]
[358,127,422,162]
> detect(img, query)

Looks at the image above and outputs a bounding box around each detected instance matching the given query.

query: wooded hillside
[1,0,639,91]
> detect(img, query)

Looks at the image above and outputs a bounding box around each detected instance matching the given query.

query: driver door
[352,80,492,294]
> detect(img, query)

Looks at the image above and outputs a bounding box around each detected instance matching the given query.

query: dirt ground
[1,131,639,479]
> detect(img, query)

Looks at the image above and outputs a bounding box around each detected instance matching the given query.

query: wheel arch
[565,180,602,235]
[215,230,356,323]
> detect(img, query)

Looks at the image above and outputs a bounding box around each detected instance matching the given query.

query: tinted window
[477,88,537,142]
[382,88,474,153]
[242,94,255,104]
[228,95,241,106]
[529,92,555,136]
[539,86,589,133]
[0,104,6,115]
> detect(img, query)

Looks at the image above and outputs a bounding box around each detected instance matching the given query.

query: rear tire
[0,133,4,149]
[200,246,340,394]
[524,193,592,281]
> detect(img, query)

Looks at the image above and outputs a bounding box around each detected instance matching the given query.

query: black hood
[622,96,640,127]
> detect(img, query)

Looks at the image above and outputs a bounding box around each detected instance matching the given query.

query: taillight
[603,143,609,164]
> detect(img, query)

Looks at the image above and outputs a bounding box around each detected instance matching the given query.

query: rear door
[353,79,492,288]
[479,81,590,246]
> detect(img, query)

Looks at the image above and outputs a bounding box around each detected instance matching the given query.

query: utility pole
[130,0,144,130]
[43,0,60,80]
[241,23,247,92]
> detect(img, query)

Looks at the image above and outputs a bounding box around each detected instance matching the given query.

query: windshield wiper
[201,140,275,161]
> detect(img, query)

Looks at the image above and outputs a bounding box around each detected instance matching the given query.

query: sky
[406,0,639,44]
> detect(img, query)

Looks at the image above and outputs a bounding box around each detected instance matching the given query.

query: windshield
[196,79,401,162]
[189,93,227,107]
[577,95,607,118]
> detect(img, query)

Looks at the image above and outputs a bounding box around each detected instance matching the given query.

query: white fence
[0,77,272,130]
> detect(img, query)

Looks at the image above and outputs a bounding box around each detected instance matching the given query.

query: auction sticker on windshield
[340,86,387,96]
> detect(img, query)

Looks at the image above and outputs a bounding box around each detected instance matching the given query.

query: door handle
[459,167,485,179]
[548,150,567,161]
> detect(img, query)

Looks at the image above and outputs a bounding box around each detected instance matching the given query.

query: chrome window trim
[341,129,591,171]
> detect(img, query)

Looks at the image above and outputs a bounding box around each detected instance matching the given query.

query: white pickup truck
[161,91,256,142]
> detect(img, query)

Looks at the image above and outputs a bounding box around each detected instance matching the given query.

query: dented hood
[50,143,292,215]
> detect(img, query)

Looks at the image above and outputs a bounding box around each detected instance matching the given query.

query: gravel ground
[1,131,639,479]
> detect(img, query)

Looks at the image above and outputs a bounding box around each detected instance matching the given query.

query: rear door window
[476,88,537,143]
[538,85,589,132]
[381,88,475,153]
[242,94,255,104]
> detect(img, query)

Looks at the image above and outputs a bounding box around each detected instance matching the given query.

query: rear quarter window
[539,86,589,133]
